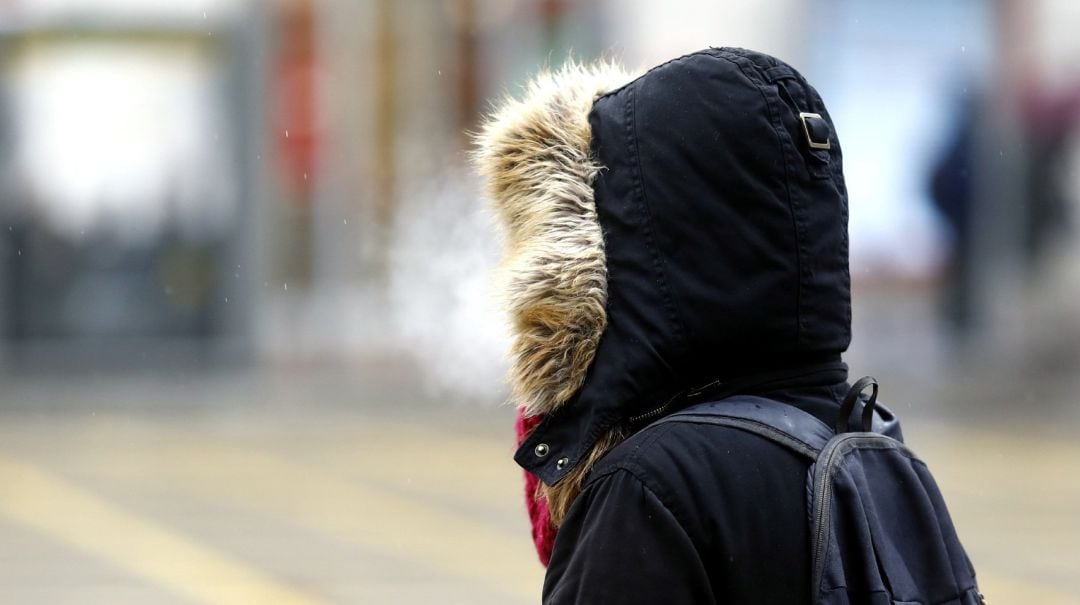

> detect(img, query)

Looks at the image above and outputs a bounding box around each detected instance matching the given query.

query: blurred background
[0,0,1077,603]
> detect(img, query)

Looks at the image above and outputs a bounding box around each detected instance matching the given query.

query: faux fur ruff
[474,60,634,419]
[475,61,636,527]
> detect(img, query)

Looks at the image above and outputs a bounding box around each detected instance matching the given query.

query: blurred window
[0,28,241,352]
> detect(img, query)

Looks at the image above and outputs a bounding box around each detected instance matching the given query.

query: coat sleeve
[542,468,715,605]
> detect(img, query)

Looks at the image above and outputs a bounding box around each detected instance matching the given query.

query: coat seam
[584,465,699,553]
[626,81,688,363]
[709,48,805,346]
[584,421,676,489]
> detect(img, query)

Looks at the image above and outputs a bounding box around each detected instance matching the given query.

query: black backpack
[656,377,985,605]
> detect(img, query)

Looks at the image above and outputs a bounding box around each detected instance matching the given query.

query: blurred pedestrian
[929,91,979,334]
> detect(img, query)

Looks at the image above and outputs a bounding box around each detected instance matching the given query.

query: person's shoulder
[586,420,681,483]
[588,414,804,487]
[578,410,816,562]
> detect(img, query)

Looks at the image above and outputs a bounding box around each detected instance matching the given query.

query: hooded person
[476,47,858,603]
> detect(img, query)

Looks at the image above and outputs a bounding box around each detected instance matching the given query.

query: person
[475,47,873,604]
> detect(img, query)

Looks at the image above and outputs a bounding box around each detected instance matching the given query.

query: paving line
[152,441,543,603]
[0,455,330,605]
[156,441,1080,605]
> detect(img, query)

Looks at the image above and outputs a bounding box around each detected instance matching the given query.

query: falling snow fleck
[343,219,348,225]
[224,297,229,303]
[285,129,289,138]
[303,172,308,180]
[284,283,288,291]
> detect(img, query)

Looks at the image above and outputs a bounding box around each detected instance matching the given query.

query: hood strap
[515,359,847,486]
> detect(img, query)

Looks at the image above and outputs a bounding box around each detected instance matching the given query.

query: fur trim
[474,61,634,418]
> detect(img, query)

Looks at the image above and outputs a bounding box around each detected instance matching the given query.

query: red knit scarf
[514,408,557,566]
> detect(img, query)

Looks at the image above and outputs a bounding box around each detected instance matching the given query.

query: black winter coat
[544,378,849,604]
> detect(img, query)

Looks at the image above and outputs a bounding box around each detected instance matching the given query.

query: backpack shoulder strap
[652,395,834,460]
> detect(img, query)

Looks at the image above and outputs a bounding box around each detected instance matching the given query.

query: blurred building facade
[0,0,1078,398]
[0,0,264,369]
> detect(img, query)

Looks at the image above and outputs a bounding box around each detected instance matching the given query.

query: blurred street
[0,364,543,605]
[0,360,1078,604]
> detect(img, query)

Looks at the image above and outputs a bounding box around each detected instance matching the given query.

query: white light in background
[8,40,235,242]
[8,0,245,22]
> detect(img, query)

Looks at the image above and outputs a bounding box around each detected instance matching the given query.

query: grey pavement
[0,357,1076,604]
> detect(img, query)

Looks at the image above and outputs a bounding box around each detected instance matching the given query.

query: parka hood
[477,48,851,488]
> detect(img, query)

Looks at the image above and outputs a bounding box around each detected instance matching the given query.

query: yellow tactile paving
[0,412,543,604]
[0,410,1077,603]
[0,456,330,605]
[135,440,543,603]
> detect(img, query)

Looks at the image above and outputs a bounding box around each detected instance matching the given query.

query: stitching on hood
[717,48,807,345]
[625,78,688,366]
[473,60,636,418]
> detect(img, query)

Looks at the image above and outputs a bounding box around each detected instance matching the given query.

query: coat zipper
[628,378,728,425]
[627,389,691,424]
